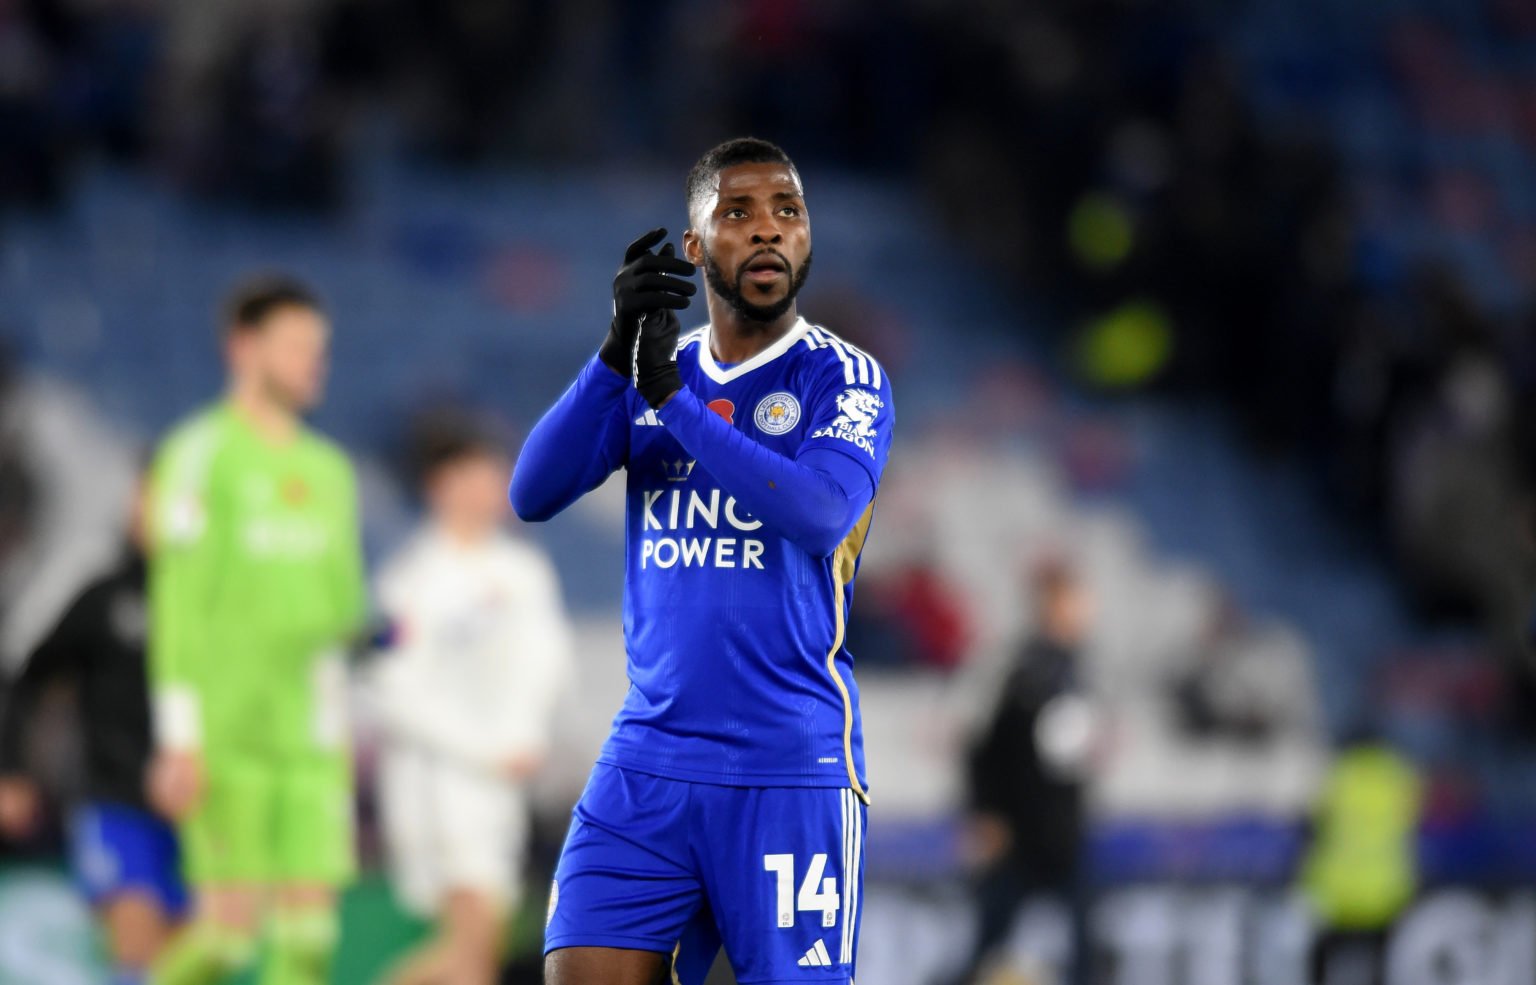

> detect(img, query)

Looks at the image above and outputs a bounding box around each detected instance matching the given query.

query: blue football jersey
[597,317,894,796]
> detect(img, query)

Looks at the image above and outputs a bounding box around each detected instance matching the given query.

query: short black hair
[221,273,322,337]
[418,430,505,478]
[405,410,508,488]
[685,137,801,228]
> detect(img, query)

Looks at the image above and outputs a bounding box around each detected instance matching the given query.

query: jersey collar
[696,317,811,385]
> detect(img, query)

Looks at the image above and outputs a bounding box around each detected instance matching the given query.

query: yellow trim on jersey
[827,502,876,805]
[670,941,682,985]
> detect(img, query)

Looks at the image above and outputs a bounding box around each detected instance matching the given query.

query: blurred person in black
[953,560,1099,985]
[0,468,185,985]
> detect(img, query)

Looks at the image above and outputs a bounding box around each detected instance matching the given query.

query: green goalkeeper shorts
[181,751,354,886]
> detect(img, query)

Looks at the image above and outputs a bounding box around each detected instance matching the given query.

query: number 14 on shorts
[763,853,840,928]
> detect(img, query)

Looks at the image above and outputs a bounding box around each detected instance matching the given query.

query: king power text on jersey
[640,487,767,570]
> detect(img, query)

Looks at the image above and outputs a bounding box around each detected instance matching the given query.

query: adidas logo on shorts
[797,939,834,967]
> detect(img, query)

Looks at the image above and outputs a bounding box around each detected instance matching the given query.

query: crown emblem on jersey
[665,459,696,483]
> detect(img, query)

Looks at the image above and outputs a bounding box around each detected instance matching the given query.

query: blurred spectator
[1386,289,1528,640]
[369,422,571,985]
[0,466,184,985]
[954,560,1101,985]
[1300,735,1422,985]
[846,560,972,671]
[1174,596,1319,745]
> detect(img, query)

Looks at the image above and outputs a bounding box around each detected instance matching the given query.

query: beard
[702,245,813,325]
[263,373,321,414]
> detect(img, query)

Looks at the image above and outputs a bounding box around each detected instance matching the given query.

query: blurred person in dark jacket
[0,469,185,985]
[953,560,1100,985]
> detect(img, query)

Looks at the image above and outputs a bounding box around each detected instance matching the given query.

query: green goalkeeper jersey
[148,402,366,759]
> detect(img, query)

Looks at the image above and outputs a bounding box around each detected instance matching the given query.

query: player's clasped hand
[599,227,696,377]
[633,307,683,409]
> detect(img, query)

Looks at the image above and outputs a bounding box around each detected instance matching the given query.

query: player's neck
[228,383,299,445]
[706,298,799,365]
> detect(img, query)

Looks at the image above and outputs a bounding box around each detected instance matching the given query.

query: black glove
[599,228,696,376]
[633,304,683,409]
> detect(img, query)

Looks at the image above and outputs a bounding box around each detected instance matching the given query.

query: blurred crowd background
[3,0,1536,983]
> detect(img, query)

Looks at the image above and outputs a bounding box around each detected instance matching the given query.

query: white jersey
[371,526,572,770]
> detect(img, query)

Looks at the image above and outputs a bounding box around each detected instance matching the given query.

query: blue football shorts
[545,764,867,985]
[70,801,189,916]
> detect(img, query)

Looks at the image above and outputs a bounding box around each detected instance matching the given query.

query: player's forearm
[656,388,873,557]
[147,610,204,749]
[147,578,207,750]
[507,639,571,743]
[482,679,555,758]
[151,684,203,750]
[510,355,629,522]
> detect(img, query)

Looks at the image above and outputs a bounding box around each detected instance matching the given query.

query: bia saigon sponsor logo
[810,388,882,458]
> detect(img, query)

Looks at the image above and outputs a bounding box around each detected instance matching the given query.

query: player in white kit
[370,427,572,985]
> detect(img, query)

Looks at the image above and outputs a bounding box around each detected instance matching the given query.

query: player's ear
[682,229,703,267]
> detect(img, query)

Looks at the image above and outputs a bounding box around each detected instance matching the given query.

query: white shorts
[378,744,529,917]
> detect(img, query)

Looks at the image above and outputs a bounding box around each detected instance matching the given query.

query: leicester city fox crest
[753,392,801,435]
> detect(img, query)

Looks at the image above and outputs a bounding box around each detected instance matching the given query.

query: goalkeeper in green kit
[146,276,366,985]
